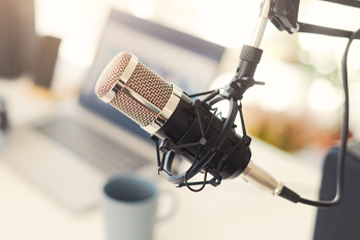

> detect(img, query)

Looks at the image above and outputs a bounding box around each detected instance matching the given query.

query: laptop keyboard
[34,117,150,175]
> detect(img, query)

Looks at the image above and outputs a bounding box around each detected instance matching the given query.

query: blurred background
[0,0,360,239]
[2,0,359,154]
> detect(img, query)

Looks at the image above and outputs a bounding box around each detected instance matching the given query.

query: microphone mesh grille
[95,52,132,98]
[111,61,173,126]
[95,52,173,127]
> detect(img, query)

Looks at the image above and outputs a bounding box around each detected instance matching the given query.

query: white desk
[0,78,323,240]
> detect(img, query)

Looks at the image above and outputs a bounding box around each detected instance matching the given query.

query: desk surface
[0,78,323,240]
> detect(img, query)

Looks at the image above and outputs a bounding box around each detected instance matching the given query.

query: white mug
[102,175,171,240]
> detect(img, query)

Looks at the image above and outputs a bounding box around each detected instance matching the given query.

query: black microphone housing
[155,93,251,181]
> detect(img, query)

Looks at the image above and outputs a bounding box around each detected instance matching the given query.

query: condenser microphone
[95,52,300,203]
[95,51,250,180]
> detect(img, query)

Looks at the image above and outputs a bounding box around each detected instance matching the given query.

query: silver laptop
[0,9,225,212]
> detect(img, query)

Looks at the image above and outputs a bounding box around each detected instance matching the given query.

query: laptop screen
[79,9,225,140]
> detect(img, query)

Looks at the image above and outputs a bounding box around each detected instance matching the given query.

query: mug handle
[156,189,178,222]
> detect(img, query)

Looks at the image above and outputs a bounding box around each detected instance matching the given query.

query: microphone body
[95,52,251,181]
[155,93,251,181]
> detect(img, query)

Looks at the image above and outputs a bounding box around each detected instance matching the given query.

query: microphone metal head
[95,52,182,133]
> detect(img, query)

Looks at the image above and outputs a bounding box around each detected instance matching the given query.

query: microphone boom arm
[219,0,359,206]
[153,0,359,207]
[228,0,360,207]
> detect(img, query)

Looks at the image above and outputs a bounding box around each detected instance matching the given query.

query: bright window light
[307,78,343,113]
[130,0,156,19]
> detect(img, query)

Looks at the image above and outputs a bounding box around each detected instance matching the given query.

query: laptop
[0,9,225,212]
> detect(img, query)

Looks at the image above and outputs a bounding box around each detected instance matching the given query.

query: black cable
[282,28,360,207]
